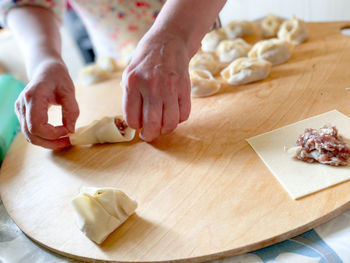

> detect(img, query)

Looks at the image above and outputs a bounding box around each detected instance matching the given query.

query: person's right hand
[15,59,79,150]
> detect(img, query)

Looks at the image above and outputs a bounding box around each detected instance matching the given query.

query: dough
[216,38,252,63]
[69,116,135,145]
[189,52,222,75]
[220,57,271,85]
[223,20,254,39]
[190,69,221,98]
[96,57,118,72]
[248,38,291,65]
[72,187,137,244]
[246,110,350,200]
[79,64,109,86]
[261,14,284,38]
[278,16,308,45]
[201,28,227,52]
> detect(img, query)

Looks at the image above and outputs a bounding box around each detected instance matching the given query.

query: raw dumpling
[216,38,252,63]
[79,64,109,86]
[96,57,118,72]
[72,187,137,244]
[248,38,290,65]
[278,16,308,45]
[190,69,221,97]
[69,116,135,145]
[261,14,284,38]
[201,28,227,52]
[223,20,254,39]
[220,57,272,85]
[189,53,222,75]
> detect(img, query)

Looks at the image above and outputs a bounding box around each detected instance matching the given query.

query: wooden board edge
[5,196,350,263]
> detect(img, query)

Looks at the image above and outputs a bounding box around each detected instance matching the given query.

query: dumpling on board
[261,14,284,38]
[72,187,137,244]
[248,38,291,65]
[216,38,252,63]
[96,57,118,73]
[189,52,222,75]
[220,57,272,85]
[278,16,308,45]
[201,28,227,52]
[69,116,135,145]
[79,64,109,86]
[223,20,255,39]
[190,69,221,98]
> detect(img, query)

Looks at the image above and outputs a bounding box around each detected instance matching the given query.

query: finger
[122,71,143,129]
[161,95,179,135]
[25,96,68,140]
[22,116,71,150]
[178,79,191,123]
[140,97,162,142]
[60,93,80,133]
[19,102,70,150]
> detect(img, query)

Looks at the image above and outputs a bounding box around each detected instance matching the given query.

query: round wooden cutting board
[2,22,350,262]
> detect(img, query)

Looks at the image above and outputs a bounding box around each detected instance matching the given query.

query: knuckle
[27,122,39,135]
[23,90,33,104]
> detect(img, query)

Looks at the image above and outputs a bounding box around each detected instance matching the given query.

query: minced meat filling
[295,125,350,166]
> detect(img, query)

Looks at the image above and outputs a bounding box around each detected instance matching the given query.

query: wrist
[27,48,64,78]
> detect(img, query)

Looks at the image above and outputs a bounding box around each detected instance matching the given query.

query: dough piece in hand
[248,38,291,65]
[220,57,271,85]
[288,125,350,166]
[278,16,308,45]
[72,187,137,244]
[69,116,135,145]
[201,28,227,52]
[261,14,284,38]
[190,69,221,98]
[223,20,254,39]
[216,38,252,63]
[189,53,222,75]
[96,57,118,73]
[79,64,109,86]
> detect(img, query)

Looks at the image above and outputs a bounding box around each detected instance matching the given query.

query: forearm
[149,0,226,56]
[7,6,63,78]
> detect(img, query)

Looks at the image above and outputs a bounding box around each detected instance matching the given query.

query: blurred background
[1,0,350,83]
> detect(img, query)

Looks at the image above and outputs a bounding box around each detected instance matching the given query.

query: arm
[122,0,226,142]
[7,6,79,150]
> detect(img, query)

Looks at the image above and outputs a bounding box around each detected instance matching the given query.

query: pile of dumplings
[189,15,308,98]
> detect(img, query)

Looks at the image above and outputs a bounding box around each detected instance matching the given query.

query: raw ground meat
[114,118,128,136]
[294,125,350,166]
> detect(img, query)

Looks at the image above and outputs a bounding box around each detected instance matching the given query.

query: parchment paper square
[246,110,350,200]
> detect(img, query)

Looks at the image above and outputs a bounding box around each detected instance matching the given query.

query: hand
[15,59,79,150]
[122,33,191,142]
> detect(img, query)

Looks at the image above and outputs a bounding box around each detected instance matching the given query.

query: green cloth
[0,74,25,162]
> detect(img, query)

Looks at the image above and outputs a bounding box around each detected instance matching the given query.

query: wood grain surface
[2,22,350,262]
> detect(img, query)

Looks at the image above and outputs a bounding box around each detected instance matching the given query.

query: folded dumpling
[69,116,135,145]
[190,69,221,98]
[79,64,109,86]
[216,38,252,63]
[261,14,284,38]
[189,52,222,75]
[96,57,118,73]
[72,187,137,244]
[278,16,308,45]
[223,20,254,39]
[220,57,272,85]
[248,38,291,65]
[201,28,227,52]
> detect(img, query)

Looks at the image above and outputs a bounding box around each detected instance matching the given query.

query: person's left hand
[121,32,191,142]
